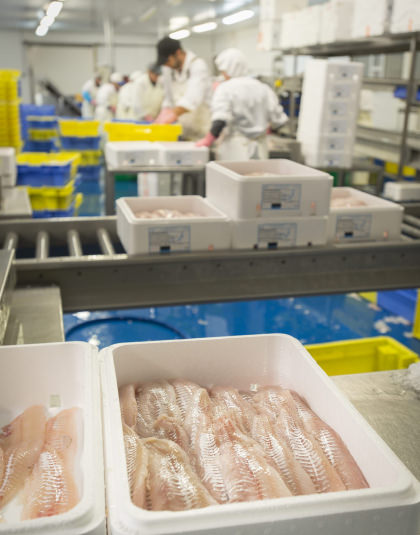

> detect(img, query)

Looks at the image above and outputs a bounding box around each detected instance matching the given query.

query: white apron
[217,131,268,161]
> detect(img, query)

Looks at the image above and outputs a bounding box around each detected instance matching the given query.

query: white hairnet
[129,70,142,82]
[110,72,123,84]
[215,48,248,78]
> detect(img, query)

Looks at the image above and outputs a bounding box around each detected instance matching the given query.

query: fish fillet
[289,391,369,490]
[214,415,292,502]
[144,438,216,511]
[153,415,190,452]
[170,379,202,419]
[135,381,181,437]
[0,446,4,484]
[119,384,138,428]
[21,408,81,520]
[275,408,345,493]
[0,406,46,508]
[123,424,149,509]
[251,413,316,496]
[210,386,257,433]
[183,388,214,449]
[253,386,300,423]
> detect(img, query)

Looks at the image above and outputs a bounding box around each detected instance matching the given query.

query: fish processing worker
[95,72,123,121]
[81,73,102,118]
[132,64,164,121]
[154,36,212,140]
[196,48,289,160]
[116,70,142,120]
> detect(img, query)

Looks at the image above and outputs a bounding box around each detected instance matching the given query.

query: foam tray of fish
[0,342,105,534]
[100,334,420,535]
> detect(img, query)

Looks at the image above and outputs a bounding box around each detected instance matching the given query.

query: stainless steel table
[105,164,206,215]
[0,188,32,219]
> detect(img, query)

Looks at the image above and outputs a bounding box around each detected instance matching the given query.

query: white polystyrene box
[304,150,353,168]
[258,19,282,51]
[100,334,420,535]
[351,0,392,37]
[300,133,353,154]
[328,187,404,243]
[391,0,420,33]
[205,159,333,220]
[260,0,306,20]
[159,142,209,166]
[299,5,322,47]
[384,181,420,202]
[116,195,231,255]
[0,147,16,187]
[319,0,354,44]
[0,342,105,534]
[105,141,162,168]
[231,216,328,249]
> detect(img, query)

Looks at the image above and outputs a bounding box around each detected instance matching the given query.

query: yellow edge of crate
[413,290,420,340]
[359,292,377,304]
[26,179,75,196]
[305,336,419,376]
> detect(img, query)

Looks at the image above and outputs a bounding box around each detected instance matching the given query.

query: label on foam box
[148,225,191,253]
[335,214,372,240]
[261,184,301,211]
[258,222,297,248]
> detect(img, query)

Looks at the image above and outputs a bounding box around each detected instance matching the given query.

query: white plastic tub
[232,216,328,249]
[100,334,420,535]
[304,150,353,168]
[116,195,231,255]
[383,182,420,202]
[205,159,333,220]
[159,142,209,166]
[0,147,16,187]
[105,141,162,168]
[328,187,403,243]
[0,342,105,534]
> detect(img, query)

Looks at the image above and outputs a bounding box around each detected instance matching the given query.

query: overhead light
[139,6,157,22]
[193,8,216,22]
[35,25,49,36]
[40,14,55,27]
[169,16,189,30]
[46,1,63,18]
[169,29,190,39]
[192,21,217,33]
[222,9,254,25]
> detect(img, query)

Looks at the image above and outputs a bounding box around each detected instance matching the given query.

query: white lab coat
[95,82,118,122]
[212,77,288,161]
[116,81,136,120]
[132,73,164,120]
[161,51,212,140]
[81,79,97,118]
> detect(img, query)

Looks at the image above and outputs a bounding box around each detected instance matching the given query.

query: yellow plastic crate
[27,179,76,211]
[61,149,101,166]
[28,128,58,140]
[385,161,416,177]
[104,122,182,142]
[413,290,420,340]
[59,119,100,137]
[305,336,419,376]
[17,152,81,179]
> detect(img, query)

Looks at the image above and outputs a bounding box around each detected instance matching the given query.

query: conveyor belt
[1,216,420,312]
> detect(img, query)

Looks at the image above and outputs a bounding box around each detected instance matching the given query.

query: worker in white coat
[81,74,102,118]
[196,48,288,160]
[116,70,142,120]
[154,36,212,140]
[132,64,164,121]
[95,72,123,122]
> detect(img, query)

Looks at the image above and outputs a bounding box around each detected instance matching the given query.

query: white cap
[110,72,123,84]
[215,48,248,78]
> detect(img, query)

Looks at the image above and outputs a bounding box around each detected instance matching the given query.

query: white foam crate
[105,141,162,168]
[0,147,16,187]
[351,0,392,37]
[319,0,354,44]
[383,181,420,202]
[300,133,353,154]
[0,342,105,534]
[100,334,420,535]
[328,187,404,243]
[205,159,333,220]
[159,142,209,166]
[116,195,231,255]
[232,215,328,249]
[391,0,420,33]
[304,150,353,168]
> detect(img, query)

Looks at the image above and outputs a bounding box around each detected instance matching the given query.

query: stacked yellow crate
[0,70,21,151]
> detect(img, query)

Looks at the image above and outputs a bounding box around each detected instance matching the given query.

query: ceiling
[0,0,259,36]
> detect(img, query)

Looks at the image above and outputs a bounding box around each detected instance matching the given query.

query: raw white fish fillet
[275,408,345,493]
[183,388,214,449]
[0,405,46,508]
[0,446,4,484]
[123,424,149,509]
[253,386,300,423]
[251,413,316,496]
[170,379,203,418]
[135,381,181,438]
[21,408,81,519]
[331,197,366,208]
[119,384,138,428]
[210,386,257,433]
[144,438,216,511]
[214,415,292,502]
[135,209,202,220]
[153,415,190,452]
[289,391,369,490]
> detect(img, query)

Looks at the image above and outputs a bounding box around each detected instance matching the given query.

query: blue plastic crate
[394,86,420,101]
[20,105,56,141]
[78,164,101,181]
[377,289,418,323]
[22,140,59,153]
[32,199,78,219]
[17,163,73,187]
[27,117,58,129]
[60,136,101,149]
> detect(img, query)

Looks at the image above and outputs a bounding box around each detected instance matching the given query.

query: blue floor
[63,293,420,353]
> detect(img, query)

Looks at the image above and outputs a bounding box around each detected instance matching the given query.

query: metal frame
[2,216,420,312]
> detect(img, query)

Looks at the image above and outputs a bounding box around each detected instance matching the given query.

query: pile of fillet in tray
[0,406,81,522]
[119,380,369,512]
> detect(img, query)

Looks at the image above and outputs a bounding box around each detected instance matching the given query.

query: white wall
[0,29,30,101]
